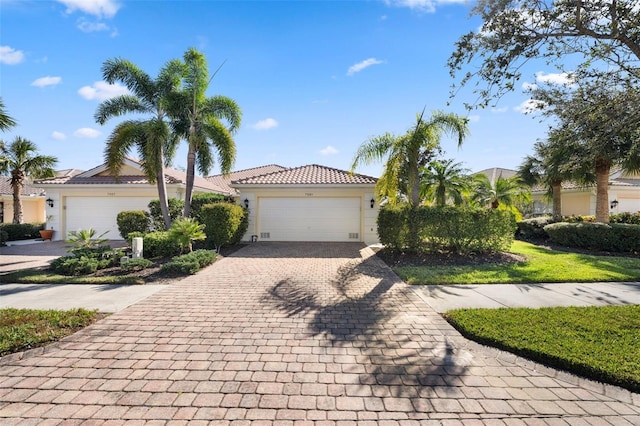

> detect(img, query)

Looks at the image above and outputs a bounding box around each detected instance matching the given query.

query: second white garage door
[65,196,154,240]
[258,197,361,242]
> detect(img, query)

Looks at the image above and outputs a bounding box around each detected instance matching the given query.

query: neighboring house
[531,170,640,217]
[475,167,518,183]
[206,164,287,197]
[224,164,379,244]
[0,178,46,224]
[35,158,227,241]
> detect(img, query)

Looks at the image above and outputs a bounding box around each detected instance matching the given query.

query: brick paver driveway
[1,243,638,424]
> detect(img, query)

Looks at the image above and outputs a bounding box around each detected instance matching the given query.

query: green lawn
[445,305,640,392]
[0,308,100,356]
[0,269,145,285]
[396,240,640,284]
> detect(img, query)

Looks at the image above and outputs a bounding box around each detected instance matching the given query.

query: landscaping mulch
[374,247,526,268]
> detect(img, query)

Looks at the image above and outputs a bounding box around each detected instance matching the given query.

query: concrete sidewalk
[414,281,640,313]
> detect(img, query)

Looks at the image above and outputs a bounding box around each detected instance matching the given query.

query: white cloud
[253,118,278,130]
[491,106,508,113]
[467,115,480,123]
[31,76,62,88]
[51,131,66,140]
[0,45,25,65]
[522,82,537,91]
[384,0,465,13]
[347,58,384,76]
[77,18,110,33]
[57,0,120,18]
[535,71,574,86]
[73,128,101,138]
[514,99,546,114]
[319,146,339,156]
[78,81,129,101]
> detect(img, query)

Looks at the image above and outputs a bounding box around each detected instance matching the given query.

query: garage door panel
[259,197,361,242]
[66,197,153,240]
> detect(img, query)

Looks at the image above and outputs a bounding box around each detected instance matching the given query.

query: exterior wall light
[244,198,249,208]
[610,199,619,209]
[46,198,54,208]
[370,197,375,209]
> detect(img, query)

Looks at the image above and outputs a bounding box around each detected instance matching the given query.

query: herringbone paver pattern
[1,242,639,424]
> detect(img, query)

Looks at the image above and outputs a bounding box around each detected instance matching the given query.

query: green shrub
[147,198,184,231]
[516,216,555,240]
[65,228,109,250]
[200,202,247,250]
[135,231,181,259]
[69,245,113,259]
[0,230,8,245]
[0,223,42,241]
[116,210,149,238]
[168,218,206,253]
[378,205,516,254]
[190,193,235,223]
[544,222,640,252]
[160,249,217,276]
[121,258,153,272]
[50,256,99,276]
[610,211,640,225]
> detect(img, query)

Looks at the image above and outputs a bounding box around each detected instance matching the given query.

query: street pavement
[0,242,638,423]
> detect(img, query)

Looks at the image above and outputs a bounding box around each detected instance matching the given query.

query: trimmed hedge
[147,198,184,231]
[378,205,516,254]
[116,210,149,239]
[544,222,640,253]
[160,249,217,275]
[200,202,248,249]
[50,246,123,276]
[127,231,181,259]
[190,193,235,223]
[610,211,640,225]
[0,223,43,241]
[516,216,556,240]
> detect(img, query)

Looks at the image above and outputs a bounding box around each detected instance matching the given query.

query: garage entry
[65,196,153,240]
[258,197,361,242]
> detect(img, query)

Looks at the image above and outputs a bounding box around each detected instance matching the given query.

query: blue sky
[1,0,558,178]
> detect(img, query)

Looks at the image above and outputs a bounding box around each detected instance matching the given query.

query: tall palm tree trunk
[183,142,197,218]
[155,162,172,229]
[595,159,611,223]
[551,180,562,221]
[11,176,23,224]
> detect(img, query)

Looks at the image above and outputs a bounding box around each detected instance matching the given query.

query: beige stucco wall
[561,191,593,216]
[0,196,45,224]
[236,186,379,245]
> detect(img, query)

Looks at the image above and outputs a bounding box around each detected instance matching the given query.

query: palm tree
[420,159,471,207]
[95,57,183,230]
[351,110,469,207]
[0,97,17,131]
[168,48,242,218]
[472,174,531,212]
[0,137,57,224]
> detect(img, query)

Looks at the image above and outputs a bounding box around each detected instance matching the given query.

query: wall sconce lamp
[610,199,619,209]
[244,198,249,209]
[46,198,54,208]
[370,197,375,209]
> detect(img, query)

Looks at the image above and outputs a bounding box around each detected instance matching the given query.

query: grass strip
[396,240,640,284]
[0,269,145,285]
[0,308,100,356]
[444,305,640,392]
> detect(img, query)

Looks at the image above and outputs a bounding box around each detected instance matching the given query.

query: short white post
[132,237,143,259]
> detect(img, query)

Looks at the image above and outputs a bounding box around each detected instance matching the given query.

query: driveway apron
[1,242,638,424]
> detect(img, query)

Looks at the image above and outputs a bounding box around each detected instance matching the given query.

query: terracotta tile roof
[207,164,287,195]
[475,167,518,184]
[0,178,46,197]
[232,164,377,185]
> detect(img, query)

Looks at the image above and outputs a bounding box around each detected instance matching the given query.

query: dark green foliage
[160,249,217,275]
[0,230,8,245]
[116,210,149,239]
[516,216,556,240]
[0,223,43,241]
[200,202,247,249]
[378,205,516,254]
[50,256,99,276]
[610,211,640,225]
[121,258,153,272]
[147,198,184,231]
[190,193,235,223]
[131,231,181,259]
[544,222,640,253]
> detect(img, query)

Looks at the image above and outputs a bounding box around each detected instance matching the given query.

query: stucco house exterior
[35,158,228,241]
[0,178,46,224]
[220,164,379,244]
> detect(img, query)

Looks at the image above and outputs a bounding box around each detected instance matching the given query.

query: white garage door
[65,197,153,240]
[258,197,361,242]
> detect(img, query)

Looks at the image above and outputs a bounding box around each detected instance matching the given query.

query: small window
[349,233,359,239]
[260,232,271,239]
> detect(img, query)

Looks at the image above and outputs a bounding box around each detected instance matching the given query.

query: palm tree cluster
[96,47,241,229]
[0,98,58,224]
[351,110,530,214]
